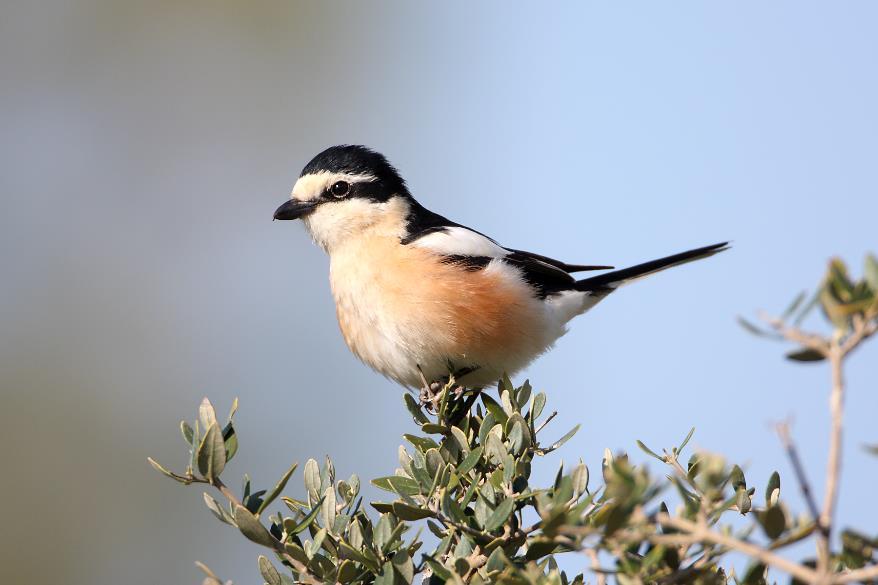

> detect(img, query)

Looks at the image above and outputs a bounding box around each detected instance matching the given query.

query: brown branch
[212,477,243,509]
[833,563,878,584]
[758,312,830,356]
[656,513,819,584]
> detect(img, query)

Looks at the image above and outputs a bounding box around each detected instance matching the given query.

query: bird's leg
[416,365,442,412]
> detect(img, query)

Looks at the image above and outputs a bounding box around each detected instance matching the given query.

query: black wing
[504,249,614,298]
[399,203,615,298]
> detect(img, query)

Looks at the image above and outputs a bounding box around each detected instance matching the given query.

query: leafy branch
[148,253,878,585]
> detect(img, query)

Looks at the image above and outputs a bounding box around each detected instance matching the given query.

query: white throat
[302,195,412,253]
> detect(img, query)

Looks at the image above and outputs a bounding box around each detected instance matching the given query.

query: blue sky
[2,2,876,584]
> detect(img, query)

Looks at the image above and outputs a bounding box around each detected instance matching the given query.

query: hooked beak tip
[274,198,315,221]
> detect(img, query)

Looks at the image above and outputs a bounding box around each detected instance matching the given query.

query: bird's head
[274,145,412,251]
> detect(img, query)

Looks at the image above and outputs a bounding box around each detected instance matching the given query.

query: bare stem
[212,477,244,509]
[817,342,845,579]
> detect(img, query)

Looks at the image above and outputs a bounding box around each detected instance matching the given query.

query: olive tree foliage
[149,255,878,585]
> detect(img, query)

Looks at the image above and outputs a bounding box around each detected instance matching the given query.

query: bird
[274,145,728,391]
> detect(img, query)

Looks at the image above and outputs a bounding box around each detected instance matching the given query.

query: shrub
[150,254,878,585]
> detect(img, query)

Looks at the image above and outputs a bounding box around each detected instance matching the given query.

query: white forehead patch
[291,171,378,201]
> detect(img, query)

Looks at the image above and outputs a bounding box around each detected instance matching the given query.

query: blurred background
[2,2,876,584]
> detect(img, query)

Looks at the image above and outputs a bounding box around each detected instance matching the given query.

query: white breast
[327,235,578,389]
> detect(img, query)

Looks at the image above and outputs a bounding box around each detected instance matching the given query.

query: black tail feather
[574,242,729,292]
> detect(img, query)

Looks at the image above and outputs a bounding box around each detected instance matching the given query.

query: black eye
[330,181,350,198]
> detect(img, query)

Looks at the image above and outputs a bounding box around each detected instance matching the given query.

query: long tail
[575,241,730,293]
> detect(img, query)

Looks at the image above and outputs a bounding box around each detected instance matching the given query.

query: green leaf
[757,506,786,539]
[258,555,281,585]
[730,465,746,490]
[450,426,470,454]
[337,560,359,583]
[180,420,194,445]
[305,527,326,558]
[146,457,187,483]
[190,420,200,474]
[234,505,277,548]
[285,497,324,535]
[736,487,752,515]
[765,471,780,506]
[636,440,664,462]
[403,393,429,424]
[500,389,515,415]
[481,394,509,426]
[737,316,772,337]
[677,427,695,453]
[457,446,483,475]
[222,423,238,462]
[227,397,238,421]
[478,413,496,446]
[371,501,394,514]
[786,348,825,362]
[483,497,514,532]
[198,397,217,431]
[304,458,320,500]
[742,562,767,585]
[531,392,547,422]
[517,380,532,411]
[793,290,822,326]
[371,476,420,496]
[424,556,452,581]
[549,424,580,451]
[392,501,433,521]
[865,254,878,291]
[257,461,298,516]
[339,542,379,573]
[203,492,235,525]
[485,431,506,464]
[571,461,589,497]
[486,547,508,573]
[321,485,337,533]
[197,423,226,481]
[392,550,414,583]
[403,434,439,453]
[783,291,807,319]
[421,423,447,435]
[374,514,393,551]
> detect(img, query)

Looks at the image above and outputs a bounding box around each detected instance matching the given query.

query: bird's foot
[416,365,443,412]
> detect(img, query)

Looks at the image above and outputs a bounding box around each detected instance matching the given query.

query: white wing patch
[409,226,509,258]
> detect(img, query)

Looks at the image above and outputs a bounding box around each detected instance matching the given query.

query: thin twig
[213,477,243,509]
[585,548,607,585]
[535,410,558,435]
[840,313,878,356]
[776,422,825,537]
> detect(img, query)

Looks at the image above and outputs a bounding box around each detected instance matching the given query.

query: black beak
[273,198,317,221]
